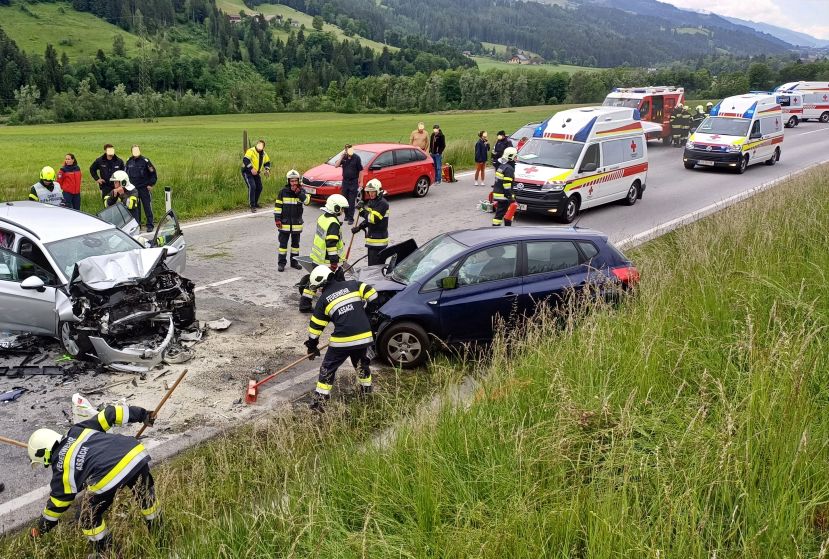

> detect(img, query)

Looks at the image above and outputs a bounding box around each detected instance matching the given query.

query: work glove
[143,410,157,427]
[351,225,361,234]
[356,199,365,210]
[304,339,321,360]
[29,527,41,539]
[275,220,282,229]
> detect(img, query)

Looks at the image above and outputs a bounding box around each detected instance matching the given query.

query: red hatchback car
[301,143,435,203]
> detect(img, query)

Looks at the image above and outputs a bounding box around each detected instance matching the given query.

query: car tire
[59,321,94,360]
[684,161,696,170]
[786,116,798,128]
[412,176,430,198]
[820,112,829,124]
[736,155,748,174]
[557,195,579,224]
[765,147,780,166]
[378,321,430,369]
[622,181,639,206]
[662,135,672,146]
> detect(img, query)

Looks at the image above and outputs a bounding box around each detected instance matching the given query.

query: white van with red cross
[775,81,829,123]
[512,107,648,223]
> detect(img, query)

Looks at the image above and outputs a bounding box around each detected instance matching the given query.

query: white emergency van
[775,81,829,123]
[512,107,648,223]
[776,91,803,127]
[683,93,783,174]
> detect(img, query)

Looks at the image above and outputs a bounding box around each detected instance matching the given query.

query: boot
[290,260,302,270]
[309,392,329,412]
[359,384,373,397]
[278,262,285,272]
[299,297,313,313]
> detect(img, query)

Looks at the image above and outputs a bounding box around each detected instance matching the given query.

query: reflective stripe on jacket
[242,147,271,173]
[359,196,389,248]
[308,280,378,347]
[311,213,343,265]
[492,162,515,201]
[274,184,310,231]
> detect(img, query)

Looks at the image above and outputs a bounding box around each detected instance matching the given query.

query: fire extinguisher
[504,200,518,222]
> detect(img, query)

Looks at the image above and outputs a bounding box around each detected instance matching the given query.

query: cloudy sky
[659,0,829,39]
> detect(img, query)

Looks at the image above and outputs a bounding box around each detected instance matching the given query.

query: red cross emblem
[524,166,538,173]
[630,140,637,152]
[588,185,594,196]
[711,134,721,140]
[823,94,828,101]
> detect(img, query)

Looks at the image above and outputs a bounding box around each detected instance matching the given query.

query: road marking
[194,277,244,292]
[797,128,829,137]
[183,211,270,230]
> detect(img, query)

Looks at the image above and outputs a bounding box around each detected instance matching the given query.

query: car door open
[97,202,140,237]
[151,210,186,274]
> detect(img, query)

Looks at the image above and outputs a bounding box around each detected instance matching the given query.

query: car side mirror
[440,276,458,290]
[369,164,381,171]
[21,275,46,292]
[580,162,598,173]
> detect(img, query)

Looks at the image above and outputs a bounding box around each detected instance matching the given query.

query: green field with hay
[470,56,602,74]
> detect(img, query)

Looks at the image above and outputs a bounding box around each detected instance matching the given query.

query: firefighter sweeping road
[1,124,828,531]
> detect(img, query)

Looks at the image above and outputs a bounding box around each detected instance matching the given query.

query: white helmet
[286,169,301,181]
[28,428,62,467]
[308,265,333,290]
[503,147,518,161]
[110,170,134,191]
[364,179,382,193]
[324,194,348,215]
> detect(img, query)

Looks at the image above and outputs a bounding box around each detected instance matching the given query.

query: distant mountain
[723,16,829,48]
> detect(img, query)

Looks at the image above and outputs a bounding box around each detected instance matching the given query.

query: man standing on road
[27,403,161,557]
[241,139,271,212]
[492,147,517,227]
[28,166,65,206]
[670,104,684,147]
[90,144,125,199]
[429,124,446,184]
[352,178,389,266]
[492,130,513,170]
[304,265,378,411]
[335,144,362,225]
[274,169,310,272]
[125,145,158,233]
[410,121,428,152]
[301,194,348,313]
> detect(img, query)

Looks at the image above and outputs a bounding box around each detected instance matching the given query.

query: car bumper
[88,314,175,373]
[514,190,568,216]
[683,149,742,167]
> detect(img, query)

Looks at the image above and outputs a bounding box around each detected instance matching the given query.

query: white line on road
[194,277,244,292]
[797,128,829,137]
[182,211,269,231]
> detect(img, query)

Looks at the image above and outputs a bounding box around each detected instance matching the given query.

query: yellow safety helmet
[40,166,56,182]
[28,428,62,467]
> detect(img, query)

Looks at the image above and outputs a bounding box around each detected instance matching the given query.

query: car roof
[355,143,420,152]
[447,226,607,248]
[0,201,114,243]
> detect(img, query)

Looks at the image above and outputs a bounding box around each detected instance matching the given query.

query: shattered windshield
[391,234,467,284]
[46,229,141,279]
[519,139,584,169]
[696,117,750,137]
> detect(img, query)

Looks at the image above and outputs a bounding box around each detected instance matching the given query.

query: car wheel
[557,195,579,224]
[736,155,748,174]
[59,321,93,360]
[820,112,829,124]
[378,321,430,369]
[765,147,780,166]
[622,181,639,206]
[412,176,430,198]
[786,116,798,128]
[684,161,696,170]
[662,135,672,146]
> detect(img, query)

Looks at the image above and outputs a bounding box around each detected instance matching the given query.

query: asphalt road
[1,122,827,530]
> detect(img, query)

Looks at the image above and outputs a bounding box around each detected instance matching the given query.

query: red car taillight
[611,265,640,286]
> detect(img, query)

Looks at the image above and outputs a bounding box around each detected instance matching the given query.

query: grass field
[0,105,581,220]
[3,164,826,558]
[471,56,602,74]
[0,0,205,59]
[480,41,541,59]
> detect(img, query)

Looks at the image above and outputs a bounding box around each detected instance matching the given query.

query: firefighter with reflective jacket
[275,169,310,272]
[352,179,389,266]
[300,194,348,313]
[670,103,684,147]
[492,147,518,226]
[27,404,160,556]
[678,105,693,146]
[103,170,140,219]
[304,265,378,410]
[29,166,65,206]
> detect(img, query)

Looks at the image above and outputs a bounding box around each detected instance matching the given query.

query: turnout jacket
[311,213,344,265]
[29,181,64,206]
[104,189,138,210]
[308,280,378,348]
[38,405,152,532]
[492,161,516,201]
[358,196,390,248]
[125,156,158,189]
[274,184,310,231]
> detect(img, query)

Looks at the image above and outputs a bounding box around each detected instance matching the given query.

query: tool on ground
[0,435,27,449]
[245,345,328,404]
[345,213,362,261]
[136,369,187,438]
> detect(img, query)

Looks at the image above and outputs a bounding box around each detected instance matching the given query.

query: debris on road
[0,388,25,402]
[206,318,232,331]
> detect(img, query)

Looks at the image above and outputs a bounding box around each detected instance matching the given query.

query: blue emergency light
[533,118,550,138]
[573,117,597,143]
[709,102,721,116]
[742,102,758,119]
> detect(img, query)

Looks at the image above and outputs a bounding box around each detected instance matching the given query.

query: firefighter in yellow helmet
[300,194,347,313]
[28,167,65,206]
[103,170,140,220]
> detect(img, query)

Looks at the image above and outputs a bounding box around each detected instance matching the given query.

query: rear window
[526,241,582,274]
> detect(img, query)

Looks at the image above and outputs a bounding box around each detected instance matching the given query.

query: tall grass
[5,168,828,558]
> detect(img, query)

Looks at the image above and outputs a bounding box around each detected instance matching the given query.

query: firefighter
[28,166,65,206]
[304,265,378,411]
[492,147,518,226]
[693,105,706,129]
[300,193,348,313]
[27,403,160,556]
[706,101,714,115]
[241,139,271,212]
[274,169,310,272]
[104,170,140,219]
[352,179,389,266]
[670,103,685,147]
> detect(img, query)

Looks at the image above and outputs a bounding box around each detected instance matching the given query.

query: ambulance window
[760,117,781,135]
[750,120,761,138]
[778,96,790,107]
[601,140,625,166]
[580,144,600,172]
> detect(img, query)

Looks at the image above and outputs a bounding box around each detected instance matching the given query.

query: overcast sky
[659,0,829,40]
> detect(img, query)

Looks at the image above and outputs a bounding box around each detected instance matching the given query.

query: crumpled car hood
[72,248,169,290]
[357,265,406,294]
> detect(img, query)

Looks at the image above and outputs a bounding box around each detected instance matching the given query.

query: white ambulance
[775,91,804,128]
[683,93,783,174]
[775,81,829,123]
[512,107,648,223]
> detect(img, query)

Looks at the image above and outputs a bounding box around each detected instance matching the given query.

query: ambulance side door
[576,143,602,207]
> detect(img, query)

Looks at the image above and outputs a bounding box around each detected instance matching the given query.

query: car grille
[687,150,738,162]
[515,189,550,200]
[302,177,325,187]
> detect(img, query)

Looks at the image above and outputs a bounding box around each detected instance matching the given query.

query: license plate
[305,187,316,194]
[697,160,715,166]
[518,204,527,211]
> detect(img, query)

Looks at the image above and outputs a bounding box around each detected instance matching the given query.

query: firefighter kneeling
[275,169,310,272]
[352,179,389,266]
[303,265,378,411]
[27,404,161,556]
[492,147,518,226]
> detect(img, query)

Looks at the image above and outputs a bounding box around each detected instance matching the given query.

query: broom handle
[254,344,329,389]
[345,213,361,261]
[136,369,188,438]
[0,435,27,449]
